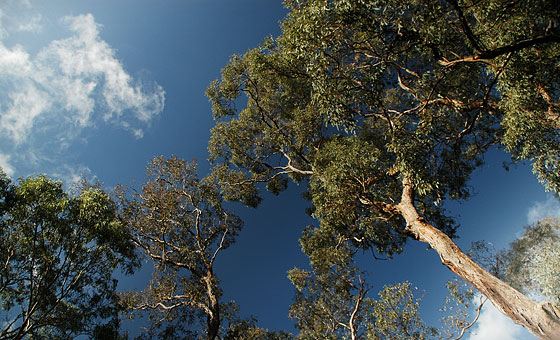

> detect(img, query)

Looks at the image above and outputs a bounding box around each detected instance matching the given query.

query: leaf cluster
[0,169,136,339]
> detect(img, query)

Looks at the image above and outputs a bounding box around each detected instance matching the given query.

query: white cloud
[0,1,39,39]
[527,196,560,225]
[467,297,536,340]
[0,13,165,143]
[0,153,15,177]
[50,164,94,189]
[1,83,51,142]
[0,8,165,178]
[17,14,42,33]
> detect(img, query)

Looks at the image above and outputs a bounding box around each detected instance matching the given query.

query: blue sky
[0,1,557,338]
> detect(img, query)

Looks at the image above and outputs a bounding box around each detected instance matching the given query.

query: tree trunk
[204,272,220,340]
[397,177,560,340]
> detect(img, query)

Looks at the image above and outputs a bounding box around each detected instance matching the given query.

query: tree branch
[475,33,560,60]
[396,175,560,339]
[209,228,228,267]
[446,0,486,52]
[449,296,487,340]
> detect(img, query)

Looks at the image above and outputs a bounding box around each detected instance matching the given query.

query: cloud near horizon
[0,10,165,180]
[0,153,15,177]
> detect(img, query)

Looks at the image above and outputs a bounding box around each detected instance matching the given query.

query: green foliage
[118,156,244,339]
[288,226,439,340]
[206,0,560,261]
[221,312,293,340]
[0,168,136,339]
[439,277,480,340]
[502,217,560,305]
[207,0,560,335]
[467,217,560,306]
[288,229,368,339]
[367,282,439,340]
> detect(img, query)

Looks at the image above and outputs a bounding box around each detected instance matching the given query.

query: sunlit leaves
[0,168,135,339]
[288,227,438,340]
[119,156,243,339]
[502,217,560,305]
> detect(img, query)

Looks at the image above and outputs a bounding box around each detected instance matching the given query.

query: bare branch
[209,228,228,267]
[448,296,487,340]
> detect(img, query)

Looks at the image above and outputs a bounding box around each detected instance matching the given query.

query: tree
[500,217,560,306]
[206,0,560,338]
[288,227,439,340]
[221,314,293,340]
[288,228,373,340]
[119,156,284,340]
[0,168,136,339]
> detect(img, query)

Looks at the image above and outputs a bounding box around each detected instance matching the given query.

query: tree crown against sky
[0,0,559,338]
[0,169,137,339]
[206,0,560,338]
[499,217,560,306]
[117,156,292,340]
[113,157,477,340]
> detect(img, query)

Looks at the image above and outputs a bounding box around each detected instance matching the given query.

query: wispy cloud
[467,297,535,340]
[527,196,560,225]
[0,13,165,143]
[0,6,165,182]
[0,153,15,177]
[0,0,39,39]
[51,164,94,189]
[16,14,42,33]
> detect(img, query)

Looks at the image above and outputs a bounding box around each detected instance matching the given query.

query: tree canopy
[500,217,560,306]
[0,169,136,339]
[206,0,560,338]
[2,0,560,338]
[288,227,441,340]
[118,156,289,340]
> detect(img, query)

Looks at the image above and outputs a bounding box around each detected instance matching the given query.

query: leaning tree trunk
[397,177,560,340]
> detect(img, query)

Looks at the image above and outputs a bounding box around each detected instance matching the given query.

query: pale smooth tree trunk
[396,177,560,340]
[204,272,220,340]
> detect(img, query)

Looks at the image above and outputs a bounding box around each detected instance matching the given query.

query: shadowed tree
[0,168,136,340]
[206,0,560,338]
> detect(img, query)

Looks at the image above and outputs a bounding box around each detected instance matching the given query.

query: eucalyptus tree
[288,227,439,340]
[0,169,136,339]
[288,228,372,340]
[118,156,247,340]
[206,0,560,338]
[501,217,560,306]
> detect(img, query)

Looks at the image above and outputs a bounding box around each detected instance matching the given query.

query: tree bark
[397,177,560,340]
[204,272,220,340]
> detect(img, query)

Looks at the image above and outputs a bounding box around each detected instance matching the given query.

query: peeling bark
[397,177,560,340]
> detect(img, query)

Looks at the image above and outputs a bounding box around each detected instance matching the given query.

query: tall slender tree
[206,0,560,338]
[118,156,240,339]
[119,156,287,340]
